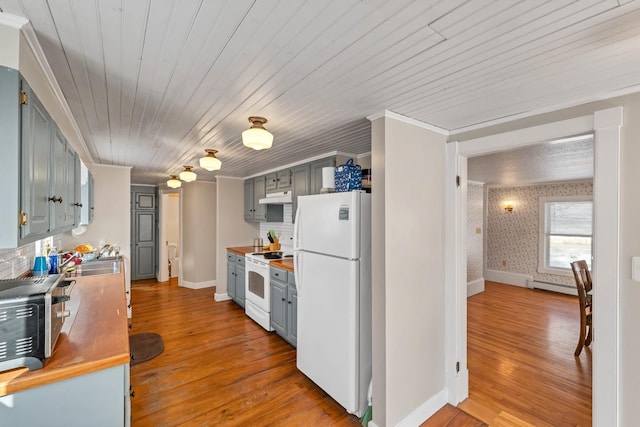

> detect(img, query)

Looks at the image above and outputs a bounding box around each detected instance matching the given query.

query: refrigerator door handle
[293,204,302,250]
[294,251,302,294]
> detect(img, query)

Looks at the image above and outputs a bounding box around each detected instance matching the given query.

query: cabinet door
[243,179,254,220]
[291,164,310,223]
[270,280,287,336]
[287,285,298,347]
[277,169,292,190]
[20,83,52,240]
[310,157,336,194]
[50,126,67,232]
[64,145,78,228]
[235,261,246,308]
[133,210,156,278]
[265,172,278,192]
[253,176,266,221]
[226,257,236,299]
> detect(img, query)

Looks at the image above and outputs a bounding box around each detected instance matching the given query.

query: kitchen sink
[65,257,122,277]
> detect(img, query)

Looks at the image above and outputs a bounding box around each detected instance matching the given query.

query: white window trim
[538,195,593,277]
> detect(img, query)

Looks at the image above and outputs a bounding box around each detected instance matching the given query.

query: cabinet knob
[282,298,285,301]
[74,202,83,207]
[48,196,62,203]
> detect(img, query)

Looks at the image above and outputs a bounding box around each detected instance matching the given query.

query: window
[539,196,593,276]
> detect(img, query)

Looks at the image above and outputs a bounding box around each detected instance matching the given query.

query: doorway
[463,137,594,424]
[158,189,182,283]
[445,108,622,426]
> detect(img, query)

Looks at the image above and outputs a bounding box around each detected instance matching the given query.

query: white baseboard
[485,269,533,287]
[467,278,484,296]
[396,388,448,427]
[214,292,232,302]
[527,279,577,296]
[180,279,216,290]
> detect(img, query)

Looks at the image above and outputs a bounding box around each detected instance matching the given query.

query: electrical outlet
[501,260,507,267]
[476,227,482,234]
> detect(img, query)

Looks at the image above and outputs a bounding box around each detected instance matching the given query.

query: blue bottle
[49,247,59,274]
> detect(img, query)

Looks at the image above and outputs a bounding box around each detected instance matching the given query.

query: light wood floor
[129,278,361,426]
[461,281,592,427]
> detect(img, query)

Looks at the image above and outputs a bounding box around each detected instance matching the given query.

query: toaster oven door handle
[58,279,76,296]
[52,295,71,305]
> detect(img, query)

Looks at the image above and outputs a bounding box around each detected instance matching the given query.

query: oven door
[245,259,270,311]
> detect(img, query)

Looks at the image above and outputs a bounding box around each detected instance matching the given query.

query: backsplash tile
[0,245,35,279]
[260,204,294,249]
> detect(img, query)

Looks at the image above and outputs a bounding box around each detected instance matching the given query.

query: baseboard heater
[527,279,577,296]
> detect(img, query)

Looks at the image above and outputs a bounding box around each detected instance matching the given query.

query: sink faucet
[59,252,80,270]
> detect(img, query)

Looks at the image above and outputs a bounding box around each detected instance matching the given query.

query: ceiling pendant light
[179,165,197,182]
[242,116,273,150]
[167,175,181,188]
[199,149,222,171]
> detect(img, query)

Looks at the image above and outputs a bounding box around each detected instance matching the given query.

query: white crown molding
[450,87,636,136]
[0,12,28,28]
[19,21,94,165]
[366,109,450,136]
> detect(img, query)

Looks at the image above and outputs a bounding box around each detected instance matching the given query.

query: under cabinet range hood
[259,191,293,204]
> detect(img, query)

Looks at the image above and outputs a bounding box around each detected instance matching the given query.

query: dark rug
[129,333,164,366]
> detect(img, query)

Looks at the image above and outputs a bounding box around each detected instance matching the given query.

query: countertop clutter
[227,246,294,271]
[0,271,129,397]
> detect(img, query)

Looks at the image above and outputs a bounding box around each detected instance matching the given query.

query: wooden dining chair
[570,260,593,356]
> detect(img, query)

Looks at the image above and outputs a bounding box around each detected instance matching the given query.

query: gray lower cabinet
[270,266,297,347]
[227,252,246,307]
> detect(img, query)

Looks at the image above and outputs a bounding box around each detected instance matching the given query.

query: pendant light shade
[242,116,273,150]
[199,149,222,171]
[167,175,181,188]
[179,165,197,182]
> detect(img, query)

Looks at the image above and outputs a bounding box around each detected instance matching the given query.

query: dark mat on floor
[129,333,164,366]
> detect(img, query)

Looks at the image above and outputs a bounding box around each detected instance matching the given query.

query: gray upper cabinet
[310,157,336,194]
[80,163,94,225]
[19,79,52,242]
[291,164,310,222]
[0,67,81,248]
[266,169,292,192]
[245,176,270,222]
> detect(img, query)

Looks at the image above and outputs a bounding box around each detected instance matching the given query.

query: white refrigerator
[293,191,371,417]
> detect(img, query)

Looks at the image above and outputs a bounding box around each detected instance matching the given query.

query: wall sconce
[503,201,514,212]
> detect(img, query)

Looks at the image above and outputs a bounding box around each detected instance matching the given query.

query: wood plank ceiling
[1,0,639,184]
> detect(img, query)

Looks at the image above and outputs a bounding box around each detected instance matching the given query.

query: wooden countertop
[227,246,259,256]
[270,258,294,272]
[0,271,130,397]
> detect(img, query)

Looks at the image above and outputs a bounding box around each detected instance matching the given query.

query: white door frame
[445,107,622,426]
[157,188,182,284]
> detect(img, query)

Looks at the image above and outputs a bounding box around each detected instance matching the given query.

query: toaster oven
[0,274,74,372]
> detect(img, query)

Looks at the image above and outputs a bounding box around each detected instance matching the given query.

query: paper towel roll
[322,167,335,189]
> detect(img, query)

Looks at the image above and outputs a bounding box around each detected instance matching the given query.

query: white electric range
[244,248,293,331]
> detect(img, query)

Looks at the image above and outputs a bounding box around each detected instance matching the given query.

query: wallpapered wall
[467,182,484,283]
[487,180,593,285]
